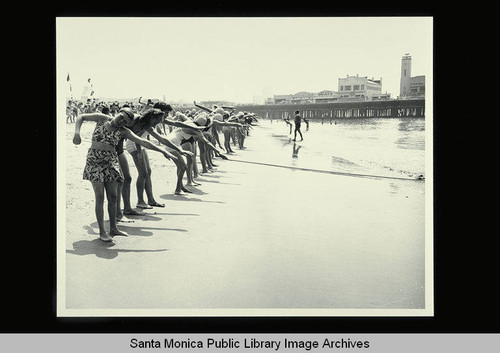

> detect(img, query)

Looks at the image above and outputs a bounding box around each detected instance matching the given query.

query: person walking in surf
[292,110,303,142]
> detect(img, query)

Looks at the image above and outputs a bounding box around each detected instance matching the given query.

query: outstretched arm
[73,113,108,144]
[193,101,213,113]
[163,118,205,131]
[121,127,177,160]
[213,120,243,128]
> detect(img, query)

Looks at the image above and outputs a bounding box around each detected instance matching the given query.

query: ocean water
[249,117,426,180]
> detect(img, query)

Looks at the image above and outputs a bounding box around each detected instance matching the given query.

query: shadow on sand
[195,177,241,186]
[159,193,225,204]
[85,223,187,238]
[66,239,168,260]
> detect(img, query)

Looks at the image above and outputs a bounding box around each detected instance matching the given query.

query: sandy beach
[60,120,428,316]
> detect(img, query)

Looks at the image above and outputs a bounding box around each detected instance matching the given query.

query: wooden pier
[236,99,425,120]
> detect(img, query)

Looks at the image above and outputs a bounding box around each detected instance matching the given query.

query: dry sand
[60,122,427,316]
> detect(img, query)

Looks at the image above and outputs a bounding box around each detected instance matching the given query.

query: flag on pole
[67,73,73,95]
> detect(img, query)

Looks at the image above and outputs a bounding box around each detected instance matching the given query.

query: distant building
[263,53,426,105]
[338,75,382,100]
[409,75,425,97]
[314,90,339,103]
[399,54,425,99]
[273,94,293,104]
[291,91,315,104]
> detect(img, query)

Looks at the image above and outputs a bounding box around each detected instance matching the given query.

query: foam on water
[253,118,425,180]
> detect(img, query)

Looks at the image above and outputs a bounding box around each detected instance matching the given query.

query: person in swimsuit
[197,130,218,174]
[124,107,201,208]
[134,108,204,195]
[222,113,236,154]
[164,108,242,193]
[303,116,309,131]
[236,113,248,149]
[72,108,177,242]
[293,110,303,142]
[167,112,203,190]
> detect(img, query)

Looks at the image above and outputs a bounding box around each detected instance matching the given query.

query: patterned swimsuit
[83,120,124,183]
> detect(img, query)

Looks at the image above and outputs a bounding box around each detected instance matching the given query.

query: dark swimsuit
[294,115,302,130]
[181,136,195,145]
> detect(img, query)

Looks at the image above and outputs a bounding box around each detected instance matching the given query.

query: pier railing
[235,99,425,119]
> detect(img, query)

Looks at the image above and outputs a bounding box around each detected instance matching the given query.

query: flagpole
[67,73,73,100]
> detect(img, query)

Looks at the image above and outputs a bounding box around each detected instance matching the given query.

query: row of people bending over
[72,100,258,242]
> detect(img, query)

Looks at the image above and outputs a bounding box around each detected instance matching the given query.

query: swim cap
[194,115,213,128]
[119,107,135,120]
[194,115,208,126]
[195,112,208,120]
[212,113,223,122]
[214,107,225,114]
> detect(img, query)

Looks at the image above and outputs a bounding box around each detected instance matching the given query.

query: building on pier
[265,53,425,105]
[291,91,315,104]
[338,74,383,100]
[314,90,339,103]
[399,54,425,99]
[267,74,386,105]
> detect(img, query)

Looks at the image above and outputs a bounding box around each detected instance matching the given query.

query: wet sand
[60,122,427,316]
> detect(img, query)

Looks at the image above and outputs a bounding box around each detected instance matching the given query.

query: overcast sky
[57,17,432,103]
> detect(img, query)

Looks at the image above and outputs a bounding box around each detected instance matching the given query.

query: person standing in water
[303,116,309,131]
[292,110,303,142]
[284,116,293,134]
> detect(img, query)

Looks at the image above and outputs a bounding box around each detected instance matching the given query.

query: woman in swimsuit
[73,108,177,242]
[162,109,243,193]
[125,107,203,208]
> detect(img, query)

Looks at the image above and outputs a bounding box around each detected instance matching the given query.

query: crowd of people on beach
[70,97,259,242]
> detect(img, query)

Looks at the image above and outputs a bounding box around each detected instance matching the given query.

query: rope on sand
[229,159,424,182]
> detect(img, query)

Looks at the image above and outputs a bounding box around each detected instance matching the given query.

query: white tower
[400,54,412,98]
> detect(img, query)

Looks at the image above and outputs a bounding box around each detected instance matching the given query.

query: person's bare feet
[123,209,145,216]
[109,228,129,237]
[136,202,153,209]
[99,232,114,242]
[148,201,165,207]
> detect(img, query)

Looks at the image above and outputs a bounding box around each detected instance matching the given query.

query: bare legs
[91,181,128,242]
[130,149,164,209]
[237,128,246,149]
[293,126,303,141]
[182,142,201,187]
[168,150,191,194]
[198,140,211,173]
[223,129,234,154]
[117,153,144,218]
